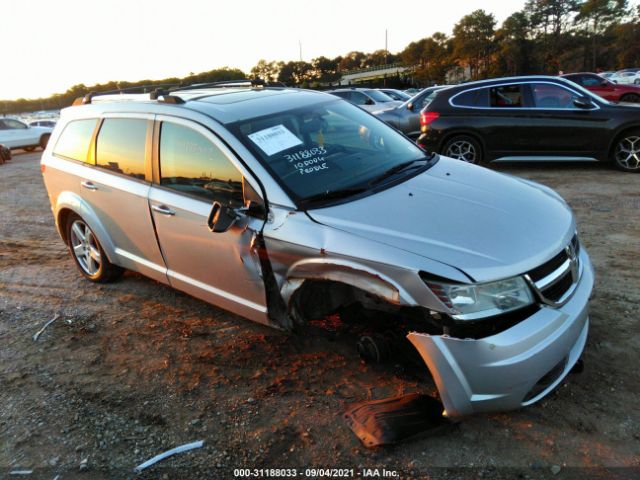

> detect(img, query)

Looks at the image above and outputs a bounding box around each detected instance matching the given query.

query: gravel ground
[0,151,639,480]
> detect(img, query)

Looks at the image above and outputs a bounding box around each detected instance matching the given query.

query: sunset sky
[4,0,529,100]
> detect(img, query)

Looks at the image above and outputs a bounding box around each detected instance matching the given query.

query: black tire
[40,134,51,149]
[24,146,36,152]
[620,93,640,103]
[442,135,483,164]
[1,145,11,161]
[611,129,640,172]
[65,213,124,282]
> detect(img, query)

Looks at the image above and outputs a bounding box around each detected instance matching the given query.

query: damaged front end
[407,248,594,418]
[257,204,594,421]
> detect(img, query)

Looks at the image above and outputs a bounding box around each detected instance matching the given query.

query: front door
[149,117,268,323]
[518,82,607,158]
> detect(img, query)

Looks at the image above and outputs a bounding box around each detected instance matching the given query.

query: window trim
[152,114,263,205]
[448,80,601,111]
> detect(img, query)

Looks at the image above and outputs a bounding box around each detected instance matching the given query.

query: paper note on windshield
[248,125,303,156]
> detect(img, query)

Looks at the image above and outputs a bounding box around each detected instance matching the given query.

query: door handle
[80,180,98,190]
[151,204,175,216]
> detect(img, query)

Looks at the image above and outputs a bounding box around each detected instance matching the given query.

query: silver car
[41,83,593,418]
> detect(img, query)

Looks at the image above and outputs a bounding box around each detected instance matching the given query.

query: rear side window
[451,89,480,107]
[53,119,97,163]
[96,118,147,180]
[159,122,243,207]
[490,85,523,107]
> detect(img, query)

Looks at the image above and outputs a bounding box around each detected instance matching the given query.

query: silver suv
[41,81,594,418]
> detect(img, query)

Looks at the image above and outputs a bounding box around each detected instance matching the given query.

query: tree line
[253,1,639,86]
[3,0,639,114]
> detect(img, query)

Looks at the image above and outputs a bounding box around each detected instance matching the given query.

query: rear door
[83,114,167,282]
[148,116,268,323]
[478,83,535,156]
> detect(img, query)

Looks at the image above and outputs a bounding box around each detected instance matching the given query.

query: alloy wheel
[69,220,102,275]
[614,135,640,171]
[445,140,477,163]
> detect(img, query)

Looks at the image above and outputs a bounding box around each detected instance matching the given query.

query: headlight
[422,275,535,320]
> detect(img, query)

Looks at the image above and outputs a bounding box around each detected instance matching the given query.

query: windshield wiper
[300,187,368,207]
[368,157,431,187]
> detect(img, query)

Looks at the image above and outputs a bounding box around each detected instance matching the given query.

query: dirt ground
[1,151,639,480]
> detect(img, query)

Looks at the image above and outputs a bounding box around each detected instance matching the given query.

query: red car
[561,72,640,103]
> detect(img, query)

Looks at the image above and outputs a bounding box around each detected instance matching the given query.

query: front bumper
[408,248,594,418]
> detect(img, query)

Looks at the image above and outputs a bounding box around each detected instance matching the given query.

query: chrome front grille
[525,235,581,307]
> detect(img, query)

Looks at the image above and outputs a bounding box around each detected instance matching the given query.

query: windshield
[365,90,396,102]
[228,100,430,207]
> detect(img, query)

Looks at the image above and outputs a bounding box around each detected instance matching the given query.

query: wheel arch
[437,129,487,159]
[39,133,51,148]
[55,191,118,264]
[607,124,640,160]
[279,259,414,324]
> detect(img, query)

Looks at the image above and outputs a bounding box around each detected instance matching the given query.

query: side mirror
[406,102,414,111]
[573,97,593,109]
[364,98,374,105]
[207,201,238,233]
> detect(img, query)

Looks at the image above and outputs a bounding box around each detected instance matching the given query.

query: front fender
[280,258,409,307]
[55,191,117,263]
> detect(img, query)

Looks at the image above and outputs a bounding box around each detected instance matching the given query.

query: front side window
[349,91,369,105]
[4,119,28,129]
[364,90,394,102]
[531,83,579,109]
[228,99,430,207]
[490,85,523,107]
[159,122,243,207]
[53,119,97,163]
[96,118,147,180]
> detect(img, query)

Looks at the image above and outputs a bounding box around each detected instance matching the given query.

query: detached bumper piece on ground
[344,393,448,447]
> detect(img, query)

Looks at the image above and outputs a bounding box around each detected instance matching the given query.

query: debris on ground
[32,313,60,341]
[134,440,205,473]
[344,393,447,447]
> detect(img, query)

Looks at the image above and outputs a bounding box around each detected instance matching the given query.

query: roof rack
[170,78,265,92]
[72,83,182,106]
[72,78,272,106]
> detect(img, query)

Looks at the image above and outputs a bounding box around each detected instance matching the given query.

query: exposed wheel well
[287,279,440,379]
[287,279,442,334]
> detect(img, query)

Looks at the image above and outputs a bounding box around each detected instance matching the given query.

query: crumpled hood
[308,157,575,282]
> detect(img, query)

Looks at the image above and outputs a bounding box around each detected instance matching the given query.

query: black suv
[417,76,640,172]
